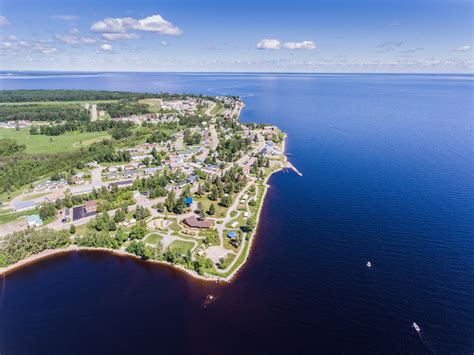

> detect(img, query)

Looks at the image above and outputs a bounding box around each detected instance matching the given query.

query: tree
[133,206,150,220]
[129,221,147,240]
[209,186,219,201]
[115,228,128,243]
[208,203,216,216]
[165,190,176,212]
[173,197,186,214]
[69,224,76,235]
[220,194,232,208]
[126,241,154,260]
[197,202,205,220]
[245,218,255,233]
[114,208,126,223]
[39,202,57,221]
[156,202,165,213]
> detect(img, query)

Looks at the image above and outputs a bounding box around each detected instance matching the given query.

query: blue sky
[0,0,472,72]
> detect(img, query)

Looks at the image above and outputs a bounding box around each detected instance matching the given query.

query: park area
[0,128,110,154]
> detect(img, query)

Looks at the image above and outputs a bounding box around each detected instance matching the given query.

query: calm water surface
[0,73,473,354]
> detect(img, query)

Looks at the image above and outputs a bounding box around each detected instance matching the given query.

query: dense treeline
[0,138,26,156]
[88,140,131,163]
[198,165,247,208]
[216,135,252,162]
[0,229,71,267]
[29,119,134,136]
[97,100,150,118]
[0,90,219,103]
[0,104,89,122]
[133,169,185,198]
[0,150,90,194]
[0,90,159,103]
[183,129,201,145]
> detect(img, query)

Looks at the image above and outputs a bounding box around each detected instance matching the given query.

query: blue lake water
[0,72,473,353]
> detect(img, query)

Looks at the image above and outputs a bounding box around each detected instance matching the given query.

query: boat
[367,261,372,268]
[413,322,420,332]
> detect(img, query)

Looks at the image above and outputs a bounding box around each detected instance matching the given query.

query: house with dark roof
[183,215,212,229]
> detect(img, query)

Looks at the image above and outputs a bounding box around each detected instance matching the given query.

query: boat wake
[202,294,217,308]
[329,124,350,135]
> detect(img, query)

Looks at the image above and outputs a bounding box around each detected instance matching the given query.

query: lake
[0,72,473,353]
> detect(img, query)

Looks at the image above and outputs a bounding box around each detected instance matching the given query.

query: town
[0,89,298,280]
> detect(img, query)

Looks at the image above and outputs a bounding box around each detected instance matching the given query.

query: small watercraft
[203,294,216,308]
[367,261,372,268]
[413,322,420,333]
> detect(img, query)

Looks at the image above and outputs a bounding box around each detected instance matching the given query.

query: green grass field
[0,209,38,225]
[0,100,119,106]
[168,240,194,253]
[144,233,163,245]
[0,128,110,154]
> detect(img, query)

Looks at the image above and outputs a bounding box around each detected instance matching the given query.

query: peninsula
[0,89,299,281]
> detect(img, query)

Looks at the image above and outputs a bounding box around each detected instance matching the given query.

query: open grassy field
[210,102,224,116]
[0,209,38,225]
[168,240,194,253]
[0,100,119,106]
[139,98,161,112]
[144,233,163,245]
[0,128,110,154]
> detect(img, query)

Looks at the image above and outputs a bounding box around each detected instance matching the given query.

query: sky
[0,0,472,73]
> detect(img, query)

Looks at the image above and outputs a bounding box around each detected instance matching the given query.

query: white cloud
[0,16,10,27]
[52,15,77,21]
[283,41,316,50]
[389,22,401,27]
[134,15,182,35]
[55,34,96,44]
[400,47,424,54]
[0,38,57,56]
[101,33,140,41]
[256,38,281,50]
[91,14,183,37]
[100,43,113,51]
[161,40,169,46]
[376,41,404,53]
[0,34,16,41]
[454,44,471,52]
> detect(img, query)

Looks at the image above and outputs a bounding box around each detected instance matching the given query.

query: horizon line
[0,70,473,76]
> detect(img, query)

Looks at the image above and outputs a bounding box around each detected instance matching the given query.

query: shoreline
[0,135,297,284]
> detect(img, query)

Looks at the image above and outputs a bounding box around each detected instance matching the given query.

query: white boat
[413,322,420,332]
[367,261,372,268]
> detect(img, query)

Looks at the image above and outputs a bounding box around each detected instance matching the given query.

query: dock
[283,161,303,176]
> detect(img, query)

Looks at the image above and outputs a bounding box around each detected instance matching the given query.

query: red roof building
[183,215,212,229]
[84,200,98,214]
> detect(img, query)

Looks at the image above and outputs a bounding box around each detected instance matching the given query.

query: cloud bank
[91,14,183,39]
[256,38,281,50]
[257,39,316,50]
[283,41,316,49]
[0,16,10,27]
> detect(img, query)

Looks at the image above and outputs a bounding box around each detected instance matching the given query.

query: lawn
[0,100,119,106]
[168,240,194,253]
[139,98,161,112]
[0,209,38,225]
[144,233,163,245]
[192,195,232,218]
[210,102,224,116]
[0,128,110,154]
